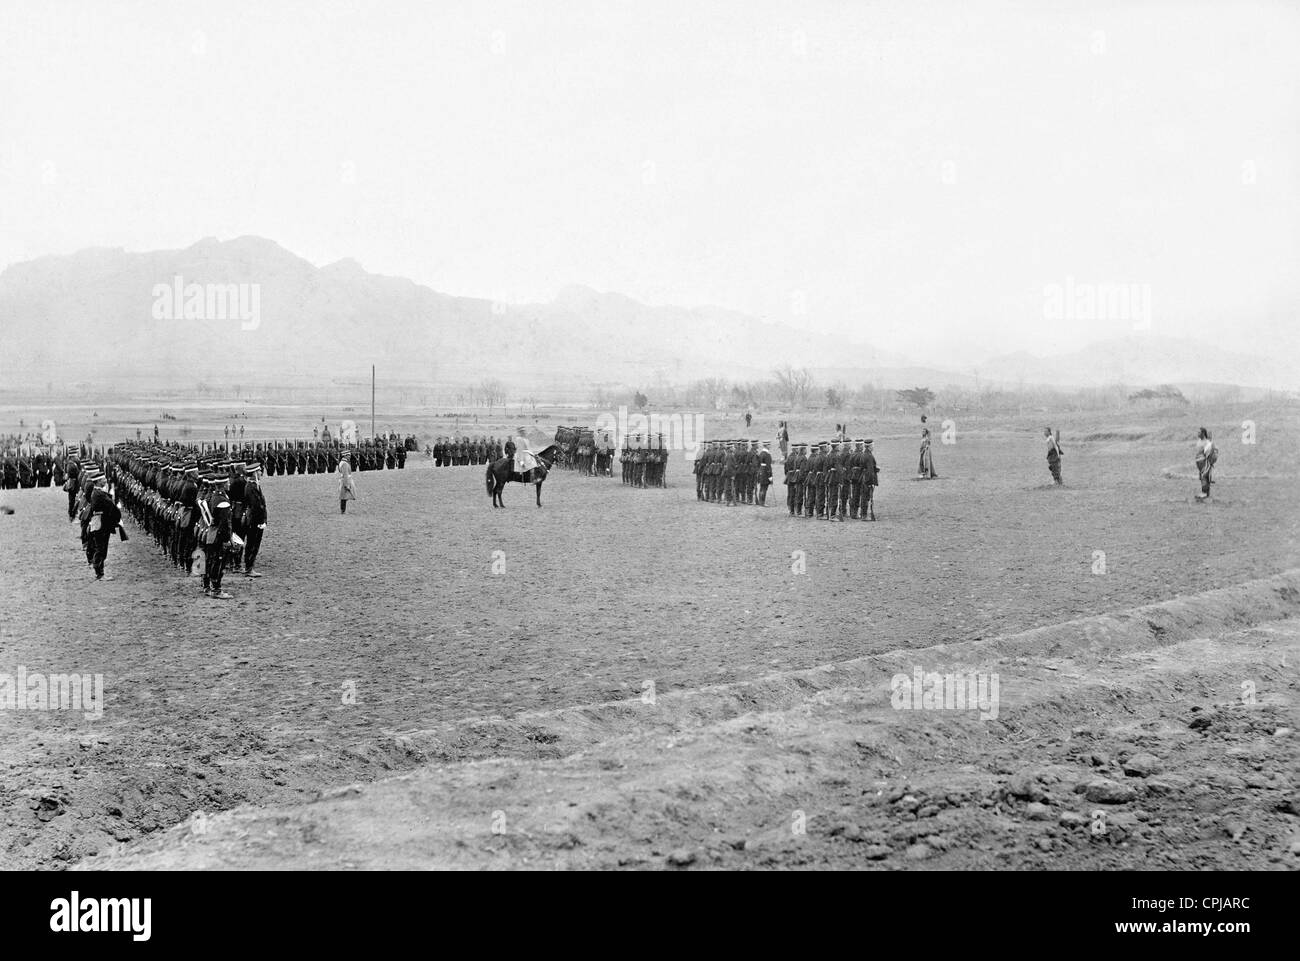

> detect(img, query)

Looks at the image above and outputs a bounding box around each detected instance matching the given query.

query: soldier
[859,439,878,521]
[693,442,705,500]
[757,440,773,506]
[803,442,821,518]
[86,473,122,580]
[1044,428,1063,485]
[198,473,234,599]
[822,441,840,520]
[784,442,800,515]
[64,456,82,520]
[741,440,756,503]
[836,438,853,520]
[241,462,267,577]
[848,439,865,520]
[721,442,738,505]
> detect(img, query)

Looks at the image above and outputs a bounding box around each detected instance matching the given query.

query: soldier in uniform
[198,473,234,599]
[64,455,82,520]
[757,441,773,506]
[822,441,840,520]
[848,439,865,520]
[859,439,878,521]
[784,443,801,515]
[737,440,751,503]
[721,442,737,505]
[241,462,267,577]
[795,444,816,517]
[797,443,813,517]
[835,438,853,520]
[86,473,122,580]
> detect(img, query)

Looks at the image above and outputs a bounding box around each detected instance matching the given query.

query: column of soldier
[552,427,616,476]
[781,438,879,521]
[620,435,669,488]
[1,446,75,489]
[60,442,269,596]
[121,442,267,596]
[250,438,408,474]
[692,439,776,505]
[430,436,503,467]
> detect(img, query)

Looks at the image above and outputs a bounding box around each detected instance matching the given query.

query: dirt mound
[87,575,1300,870]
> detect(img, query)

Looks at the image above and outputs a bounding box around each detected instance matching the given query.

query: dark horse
[486,444,557,507]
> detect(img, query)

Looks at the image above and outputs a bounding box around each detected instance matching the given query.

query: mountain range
[1,237,1293,397]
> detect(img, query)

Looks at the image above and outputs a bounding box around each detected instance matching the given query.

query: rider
[513,434,538,477]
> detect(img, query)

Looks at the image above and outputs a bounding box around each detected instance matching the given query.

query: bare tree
[700,377,728,409]
[772,365,815,408]
[479,379,506,412]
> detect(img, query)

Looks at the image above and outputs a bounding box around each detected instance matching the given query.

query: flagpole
[371,365,376,440]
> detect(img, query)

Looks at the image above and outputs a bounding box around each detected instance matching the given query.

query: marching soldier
[86,473,122,580]
[64,456,82,520]
[198,473,234,598]
[241,462,267,577]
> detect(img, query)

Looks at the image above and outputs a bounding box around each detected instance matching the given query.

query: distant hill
[973,337,1296,392]
[0,237,899,396]
[1,238,1293,398]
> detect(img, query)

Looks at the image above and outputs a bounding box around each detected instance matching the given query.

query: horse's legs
[535,481,542,507]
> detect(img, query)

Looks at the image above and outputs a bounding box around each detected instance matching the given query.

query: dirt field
[1,401,1297,869]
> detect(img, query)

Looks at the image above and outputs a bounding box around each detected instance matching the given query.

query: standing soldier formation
[620,434,669,488]
[431,435,501,467]
[693,439,775,506]
[780,439,878,521]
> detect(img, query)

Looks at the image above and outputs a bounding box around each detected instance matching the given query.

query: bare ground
[2,405,1298,869]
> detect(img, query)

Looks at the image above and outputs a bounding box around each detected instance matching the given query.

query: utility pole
[371,365,376,440]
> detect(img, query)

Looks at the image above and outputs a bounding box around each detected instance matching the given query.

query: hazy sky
[2,0,1297,366]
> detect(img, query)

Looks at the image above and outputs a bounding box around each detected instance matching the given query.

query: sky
[1,0,1297,367]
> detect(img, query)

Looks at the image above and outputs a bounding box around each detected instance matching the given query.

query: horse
[486,444,557,508]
